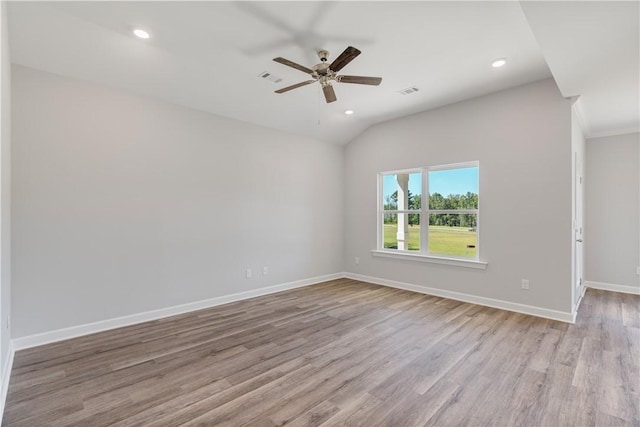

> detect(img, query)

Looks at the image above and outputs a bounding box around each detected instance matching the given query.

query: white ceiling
[7,1,638,144]
[520,1,639,138]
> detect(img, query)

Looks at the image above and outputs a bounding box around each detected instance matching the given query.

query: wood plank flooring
[3,279,639,426]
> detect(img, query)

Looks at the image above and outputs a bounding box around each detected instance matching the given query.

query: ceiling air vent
[398,86,420,95]
[258,71,283,84]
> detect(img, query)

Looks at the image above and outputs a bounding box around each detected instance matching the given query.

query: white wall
[0,0,12,399]
[585,132,640,289]
[344,79,574,315]
[11,65,344,338]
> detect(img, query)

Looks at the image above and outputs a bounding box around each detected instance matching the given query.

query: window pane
[383,172,422,211]
[383,213,420,251]
[429,166,478,209]
[428,214,477,258]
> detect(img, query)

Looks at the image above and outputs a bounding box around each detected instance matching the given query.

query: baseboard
[572,285,587,323]
[585,280,640,295]
[8,272,585,351]
[12,273,343,351]
[0,341,15,425]
[344,272,575,323]
[2,270,579,420]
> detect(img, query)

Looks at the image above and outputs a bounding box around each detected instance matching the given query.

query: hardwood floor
[3,279,639,426]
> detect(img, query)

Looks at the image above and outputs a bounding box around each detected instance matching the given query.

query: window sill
[371,250,488,270]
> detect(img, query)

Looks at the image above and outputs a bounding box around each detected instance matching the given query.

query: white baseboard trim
[344,272,575,323]
[572,285,587,323]
[585,280,640,295]
[12,273,343,351]
[0,341,15,425]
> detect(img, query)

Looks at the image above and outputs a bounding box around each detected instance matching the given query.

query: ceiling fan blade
[275,80,316,94]
[329,46,361,72]
[338,75,382,86]
[323,85,337,103]
[273,57,314,74]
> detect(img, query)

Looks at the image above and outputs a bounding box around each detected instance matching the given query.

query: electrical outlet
[263,266,268,275]
[521,279,530,290]
[355,257,360,265]
[246,268,252,279]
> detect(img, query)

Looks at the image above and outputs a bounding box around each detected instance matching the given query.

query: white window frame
[374,161,487,270]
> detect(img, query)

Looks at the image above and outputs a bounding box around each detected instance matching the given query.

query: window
[379,162,479,260]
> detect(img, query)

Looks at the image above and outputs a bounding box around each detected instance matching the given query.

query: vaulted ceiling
[7,1,639,144]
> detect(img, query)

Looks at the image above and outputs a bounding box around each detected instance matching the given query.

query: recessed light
[492,58,507,68]
[344,110,354,115]
[133,28,150,39]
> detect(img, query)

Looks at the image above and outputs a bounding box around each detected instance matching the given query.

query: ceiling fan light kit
[273,46,382,103]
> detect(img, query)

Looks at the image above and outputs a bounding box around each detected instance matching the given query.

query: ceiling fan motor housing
[317,50,330,62]
[273,46,381,103]
[313,62,331,76]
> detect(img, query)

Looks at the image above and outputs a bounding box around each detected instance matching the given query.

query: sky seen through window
[383,166,478,203]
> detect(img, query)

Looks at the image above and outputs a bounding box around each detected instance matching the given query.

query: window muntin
[379,162,479,259]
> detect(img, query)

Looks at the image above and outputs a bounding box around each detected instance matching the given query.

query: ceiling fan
[273,46,382,103]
